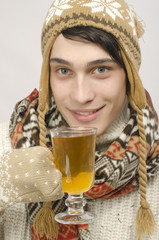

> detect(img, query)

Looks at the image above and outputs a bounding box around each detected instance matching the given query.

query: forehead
[50,33,112,61]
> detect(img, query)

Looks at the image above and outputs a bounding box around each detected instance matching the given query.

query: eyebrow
[50,57,115,67]
[87,58,115,66]
[50,58,72,66]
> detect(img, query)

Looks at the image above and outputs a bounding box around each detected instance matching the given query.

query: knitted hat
[36,0,155,239]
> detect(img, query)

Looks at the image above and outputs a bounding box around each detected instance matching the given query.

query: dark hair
[61,26,125,68]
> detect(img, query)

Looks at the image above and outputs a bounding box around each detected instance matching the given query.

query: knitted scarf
[9,88,159,240]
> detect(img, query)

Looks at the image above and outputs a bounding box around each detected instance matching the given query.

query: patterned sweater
[0,120,159,240]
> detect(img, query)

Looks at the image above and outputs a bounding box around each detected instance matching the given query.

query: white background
[0,0,158,122]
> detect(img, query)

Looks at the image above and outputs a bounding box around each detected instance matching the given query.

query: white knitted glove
[0,146,63,215]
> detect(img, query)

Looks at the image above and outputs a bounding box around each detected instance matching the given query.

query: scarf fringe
[32,201,59,240]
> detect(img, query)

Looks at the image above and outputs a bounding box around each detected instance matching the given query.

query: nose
[71,75,95,104]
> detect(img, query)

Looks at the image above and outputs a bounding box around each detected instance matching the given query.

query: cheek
[98,79,126,101]
[50,77,69,105]
[50,78,61,102]
[108,73,126,99]
[113,80,126,98]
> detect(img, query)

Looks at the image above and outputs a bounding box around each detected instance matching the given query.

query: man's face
[50,34,126,136]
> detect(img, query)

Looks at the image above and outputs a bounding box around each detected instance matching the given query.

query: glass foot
[55,211,96,225]
[55,194,96,224]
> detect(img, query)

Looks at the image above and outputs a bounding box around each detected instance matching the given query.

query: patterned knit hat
[36,0,155,239]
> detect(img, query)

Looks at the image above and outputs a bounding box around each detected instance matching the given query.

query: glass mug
[51,127,97,224]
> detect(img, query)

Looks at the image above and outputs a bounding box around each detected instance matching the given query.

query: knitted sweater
[0,121,159,240]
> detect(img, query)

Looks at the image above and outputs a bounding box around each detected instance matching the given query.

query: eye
[57,68,70,75]
[94,67,107,74]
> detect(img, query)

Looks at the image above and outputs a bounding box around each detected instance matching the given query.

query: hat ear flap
[37,44,52,147]
[120,47,146,109]
[38,49,50,114]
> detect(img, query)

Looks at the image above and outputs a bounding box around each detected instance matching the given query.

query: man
[0,1,159,239]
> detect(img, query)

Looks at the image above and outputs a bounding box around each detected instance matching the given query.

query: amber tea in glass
[51,127,96,224]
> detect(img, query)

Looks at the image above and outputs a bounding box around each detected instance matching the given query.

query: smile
[75,110,97,116]
[71,106,105,122]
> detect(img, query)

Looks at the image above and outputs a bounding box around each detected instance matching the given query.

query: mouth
[71,106,105,122]
[75,110,97,115]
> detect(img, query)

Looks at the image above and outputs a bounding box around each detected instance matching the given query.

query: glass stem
[65,194,87,215]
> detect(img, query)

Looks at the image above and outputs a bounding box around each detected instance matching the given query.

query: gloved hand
[0,146,63,215]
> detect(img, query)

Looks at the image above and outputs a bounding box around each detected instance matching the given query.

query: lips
[75,110,97,116]
[71,106,104,122]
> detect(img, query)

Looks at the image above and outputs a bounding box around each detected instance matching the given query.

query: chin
[64,116,109,136]
[96,129,105,137]
[95,122,111,136]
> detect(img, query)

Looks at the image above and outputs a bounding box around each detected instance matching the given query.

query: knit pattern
[88,172,159,240]
[0,146,63,214]
[42,0,142,70]
[0,121,31,240]
[0,121,12,217]
[1,121,159,240]
[8,89,159,239]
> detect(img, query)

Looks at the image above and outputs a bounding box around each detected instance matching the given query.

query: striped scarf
[9,88,159,240]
